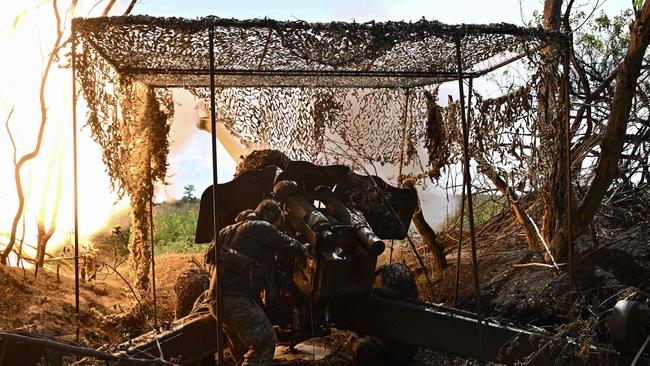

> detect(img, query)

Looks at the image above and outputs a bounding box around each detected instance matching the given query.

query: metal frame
[208,26,225,365]
[71,31,81,344]
[455,38,484,359]
[69,17,574,364]
[120,68,476,89]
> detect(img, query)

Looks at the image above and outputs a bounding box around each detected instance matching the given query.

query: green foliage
[153,199,203,254]
[91,198,203,259]
[577,33,604,52]
[634,0,644,12]
[471,194,508,224]
[573,9,633,76]
[443,194,508,231]
[594,14,611,29]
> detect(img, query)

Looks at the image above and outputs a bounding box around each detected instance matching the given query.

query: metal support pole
[208,26,224,365]
[71,31,81,344]
[467,77,474,146]
[454,178,466,307]
[454,77,472,307]
[563,46,574,291]
[456,40,483,360]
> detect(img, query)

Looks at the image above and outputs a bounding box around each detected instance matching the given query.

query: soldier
[207,199,310,366]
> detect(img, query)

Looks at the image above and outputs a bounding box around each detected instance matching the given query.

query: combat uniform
[209,211,305,366]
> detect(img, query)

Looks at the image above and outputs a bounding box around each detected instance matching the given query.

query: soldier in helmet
[207,198,310,366]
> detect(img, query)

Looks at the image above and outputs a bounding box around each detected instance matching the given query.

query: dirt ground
[433,222,650,326]
[0,254,200,345]
[1,217,648,365]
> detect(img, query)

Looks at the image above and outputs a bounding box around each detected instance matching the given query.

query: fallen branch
[528,218,561,272]
[0,332,176,366]
[513,262,567,269]
[474,155,561,271]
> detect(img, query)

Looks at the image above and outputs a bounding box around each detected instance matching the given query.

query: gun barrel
[275,181,333,244]
[327,196,385,256]
[274,180,385,256]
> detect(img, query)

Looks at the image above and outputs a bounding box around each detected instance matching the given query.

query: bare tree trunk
[400,177,447,274]
[35,148,64,270]
[539,0,570,258]
[0,0,70,265]
[412,200,447,275]
[577,0,650,227]
[123,0,138,15]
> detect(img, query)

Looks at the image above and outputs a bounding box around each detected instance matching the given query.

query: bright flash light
[0,1,127,264]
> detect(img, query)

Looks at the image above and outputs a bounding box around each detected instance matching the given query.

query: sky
[125,0,626,24]
[128,0,541,22]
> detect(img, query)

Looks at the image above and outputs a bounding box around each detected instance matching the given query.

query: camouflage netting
[73,15,566,172]
[72,16,564,88]
[71,15,574,297]
[191,86,433,164]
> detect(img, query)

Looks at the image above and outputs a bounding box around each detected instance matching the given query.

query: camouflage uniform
[221,296,277,366]
[208,210,306,366]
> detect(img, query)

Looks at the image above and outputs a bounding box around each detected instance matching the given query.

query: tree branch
[101,0,117,16]
[124,0,138,15]
[1,0,70,264]
[0,332,176,365]
[4,107,16,163]
[577,0,650,227]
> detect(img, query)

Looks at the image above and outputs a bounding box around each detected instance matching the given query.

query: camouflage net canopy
[72,15,567,169]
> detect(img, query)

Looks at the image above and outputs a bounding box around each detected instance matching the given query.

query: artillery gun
[114,160,649,365]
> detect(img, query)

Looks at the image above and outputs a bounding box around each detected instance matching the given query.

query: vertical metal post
[71,30,81,343]
[563,46,574,291]
[467,77,474,149]
[454,180,465,307]
[209,26,224,365]
[456,39,483,360]
[454,77,472,307]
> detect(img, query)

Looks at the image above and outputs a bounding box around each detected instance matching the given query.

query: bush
[153,200,204,254]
